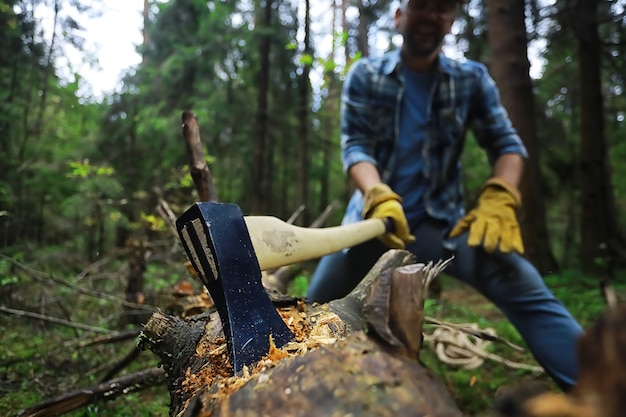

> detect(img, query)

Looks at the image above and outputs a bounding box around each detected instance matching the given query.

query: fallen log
[139,249,464,417]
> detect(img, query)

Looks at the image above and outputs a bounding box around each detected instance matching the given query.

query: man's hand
[363,183,416,249]
[449,178,524,254]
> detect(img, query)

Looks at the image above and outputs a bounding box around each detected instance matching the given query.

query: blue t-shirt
[389,66,434,226]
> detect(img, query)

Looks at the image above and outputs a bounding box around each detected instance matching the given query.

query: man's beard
[403,31,445,57]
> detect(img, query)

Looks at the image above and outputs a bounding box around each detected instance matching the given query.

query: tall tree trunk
[356,1,370,57]
[319,0,340,215]
[33,0,58,139]
[251,0,273,214]
[341,0,350,64]
[142,0,149,62]
[486,0,558,274]
[575,0,620,272]
[296,0,312,225]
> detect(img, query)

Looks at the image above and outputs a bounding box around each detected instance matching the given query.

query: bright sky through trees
[34,0,549,100]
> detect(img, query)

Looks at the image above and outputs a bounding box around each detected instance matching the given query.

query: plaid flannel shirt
[341,49,528,229]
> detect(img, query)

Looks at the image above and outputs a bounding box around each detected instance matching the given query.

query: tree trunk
[251,0,273,214]
[142,0,150,61]
[576,0,621,272]
[122,237,148,326]
[296,0,312,225]
[356,1,370,57]
[318,0,340,216]
[486,0,559,274]
[181,111,218,202]
[139,250,463,417]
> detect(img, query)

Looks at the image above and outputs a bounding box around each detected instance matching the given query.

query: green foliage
[67,161,115,179]
[288,274,310,298]
[299,53,315,66]
[460,132,492,204]
[78,390,170,417]
[0,257,18,286]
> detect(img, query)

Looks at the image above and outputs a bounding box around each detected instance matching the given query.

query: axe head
[176,202,294,374]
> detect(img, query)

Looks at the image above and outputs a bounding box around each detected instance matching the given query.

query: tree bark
[486,0,559,274]
[251,0,273,214]
[139,250,463,417]
[356,1,370,57]
[296,0,312,225]
[575,0,621,273]
[181,111,218,203]
[122,236,149,326]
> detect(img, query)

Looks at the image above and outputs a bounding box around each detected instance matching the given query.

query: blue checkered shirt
[341,49,528,230]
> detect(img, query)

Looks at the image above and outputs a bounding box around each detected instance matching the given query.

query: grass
[0,316,170,416]
[0,254,172,417]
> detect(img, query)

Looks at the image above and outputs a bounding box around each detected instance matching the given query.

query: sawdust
[178,300,347,408]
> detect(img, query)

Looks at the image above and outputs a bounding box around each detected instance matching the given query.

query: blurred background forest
[1,0,626,416]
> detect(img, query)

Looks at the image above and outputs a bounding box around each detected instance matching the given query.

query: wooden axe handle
[244,217,388,270]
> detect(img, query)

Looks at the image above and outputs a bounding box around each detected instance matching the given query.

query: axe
[176,202,389,374]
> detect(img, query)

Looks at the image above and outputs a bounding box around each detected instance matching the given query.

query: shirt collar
[384,48,457,76]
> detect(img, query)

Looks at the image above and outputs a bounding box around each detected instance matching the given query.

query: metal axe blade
[176,202,294,374]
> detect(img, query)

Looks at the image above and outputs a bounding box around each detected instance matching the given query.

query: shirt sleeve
[468,64,529,165]
[340,59,379,173]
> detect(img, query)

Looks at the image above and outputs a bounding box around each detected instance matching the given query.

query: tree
[352,0,395,58]
[316,0,343,216]
[575,0,623,272]
[251,0,273,215]
[296,0,312,225]
[0,0,100,251]
[486,0,559,273]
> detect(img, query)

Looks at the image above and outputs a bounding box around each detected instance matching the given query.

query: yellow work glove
[449,178,524,254]
[362,183,416,249]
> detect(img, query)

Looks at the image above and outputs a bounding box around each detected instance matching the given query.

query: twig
[155,195,179,238]
[75,255,117,282]
[0,253,155,311]
[0,306,112,334]
[99,346,143,382]
[309,200,340,228]
[69,329,142,348]
[286,204,306,224]
[181,111,218,202]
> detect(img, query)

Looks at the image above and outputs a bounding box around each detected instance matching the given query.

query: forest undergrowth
[0,250,624,417]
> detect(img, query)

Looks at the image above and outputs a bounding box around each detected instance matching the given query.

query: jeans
[307,217,583,391]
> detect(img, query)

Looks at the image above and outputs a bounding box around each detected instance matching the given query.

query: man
[307,0,583,391]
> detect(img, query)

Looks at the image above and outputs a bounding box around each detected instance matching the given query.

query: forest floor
[1,254,623,417]
[423,276,553,415]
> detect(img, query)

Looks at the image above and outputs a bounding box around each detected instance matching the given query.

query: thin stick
[0,253,154,311]
[0,306,112,334]
[181,111,218,202]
